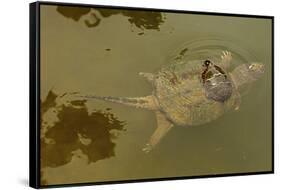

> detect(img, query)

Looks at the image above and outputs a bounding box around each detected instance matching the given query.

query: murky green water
[40,4,272,186]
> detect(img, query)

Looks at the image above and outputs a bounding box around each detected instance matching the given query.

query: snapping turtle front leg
[220,51,232,69]
[233,91,241,110]
[142,111,174,153]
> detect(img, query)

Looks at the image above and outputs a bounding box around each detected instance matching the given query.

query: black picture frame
[29,1,274,188]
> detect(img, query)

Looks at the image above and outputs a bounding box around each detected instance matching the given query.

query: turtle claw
[142,143,153,153]
[222,51,232,61]
[139,72,145,76]
[139,72,154,82]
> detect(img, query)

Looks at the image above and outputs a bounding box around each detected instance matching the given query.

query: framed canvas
[29,1,274,188]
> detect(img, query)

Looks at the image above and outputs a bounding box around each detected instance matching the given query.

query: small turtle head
[203,59,212,67]
[247,62,265,80]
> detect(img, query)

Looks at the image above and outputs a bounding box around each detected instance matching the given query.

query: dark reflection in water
[57,6,91,21]
[84,13,101,28]
[56,6,165,31]
[40,90,125,185]
[96,8,165,30]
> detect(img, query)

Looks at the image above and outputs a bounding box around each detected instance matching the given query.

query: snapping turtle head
[247,62,265,80]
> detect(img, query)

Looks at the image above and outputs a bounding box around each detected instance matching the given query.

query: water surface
[40,4,272,185]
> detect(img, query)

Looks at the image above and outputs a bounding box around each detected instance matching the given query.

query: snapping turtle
[81,50,264,152]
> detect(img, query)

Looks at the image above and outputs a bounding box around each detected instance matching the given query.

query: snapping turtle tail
[79,95,159,110]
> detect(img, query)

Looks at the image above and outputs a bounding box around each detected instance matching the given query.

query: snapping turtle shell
[152,51,236,127]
